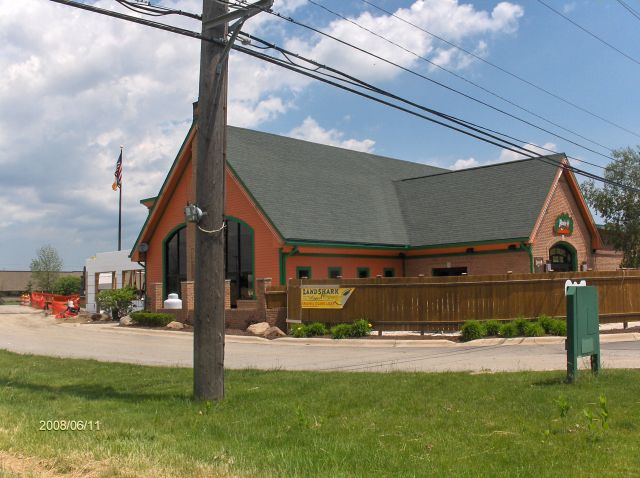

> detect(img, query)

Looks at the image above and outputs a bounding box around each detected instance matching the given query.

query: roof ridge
[397,154,566,183]
[228,125,446,172]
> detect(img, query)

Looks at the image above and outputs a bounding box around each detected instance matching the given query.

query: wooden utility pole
[194,0,228,401]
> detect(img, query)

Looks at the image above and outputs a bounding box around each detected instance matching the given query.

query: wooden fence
[286,270,640,331]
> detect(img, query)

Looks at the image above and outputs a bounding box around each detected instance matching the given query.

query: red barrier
[29,293,80,313]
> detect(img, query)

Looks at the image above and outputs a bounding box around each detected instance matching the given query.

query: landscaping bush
[53,276,82,296]
[290,324,309,338]
[548,319,567,336]
[524,321,546,337]
[537,314,554,334]
[460,320,486,342]
[306,322,329,337]
[330,324,354,339]
[484,320,502,336]
[130,312,174,327]
[350,319,372,337]
[513,317,529,336]
[290,322,328,338]
[499,322,518,338]
[96,287,137,320]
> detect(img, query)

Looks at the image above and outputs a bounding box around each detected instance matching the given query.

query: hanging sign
[554,213,574,236]
[301,286,355,309]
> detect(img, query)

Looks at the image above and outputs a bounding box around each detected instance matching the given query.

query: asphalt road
[1,305,639,373]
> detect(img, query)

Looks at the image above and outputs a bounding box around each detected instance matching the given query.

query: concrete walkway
[1,305,639,373]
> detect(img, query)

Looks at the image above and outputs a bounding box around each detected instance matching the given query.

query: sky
[1,0,639,270]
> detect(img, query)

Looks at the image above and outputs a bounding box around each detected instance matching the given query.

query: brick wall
[531,174,593,268]
[405,251,530,276]
[594,250,622,271]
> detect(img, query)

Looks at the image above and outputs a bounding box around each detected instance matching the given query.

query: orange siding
[226,170,282,281]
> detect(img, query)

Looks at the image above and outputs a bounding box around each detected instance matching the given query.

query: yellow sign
[301,286,355,309]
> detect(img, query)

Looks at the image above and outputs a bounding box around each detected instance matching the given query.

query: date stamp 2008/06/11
[39,420,100,431]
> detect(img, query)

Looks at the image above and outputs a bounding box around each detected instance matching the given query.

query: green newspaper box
[566,283,600,383]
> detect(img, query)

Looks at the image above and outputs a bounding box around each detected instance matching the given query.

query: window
[432,267,467,277]
[383,268,395,278]
[165,226,186,298]
[549,243,575,272]
[328,267,342,279]
[357,267,370,278]
[297,266,312,279]
[225,218,254,306]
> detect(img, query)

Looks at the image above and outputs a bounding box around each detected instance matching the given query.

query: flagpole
[118,146,123,251]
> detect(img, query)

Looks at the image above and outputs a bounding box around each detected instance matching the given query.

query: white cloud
[451,157,480,170]
[498,142,557,162]
[287,117,376,152]
[451,142,558,170]
[287,0,524,82]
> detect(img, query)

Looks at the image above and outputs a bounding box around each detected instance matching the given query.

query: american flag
[112,150,122,191]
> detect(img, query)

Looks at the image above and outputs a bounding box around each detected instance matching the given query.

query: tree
[53,276,82,296]
[30,245,63,292]
[582,147,640,268]
[96,287,137,320]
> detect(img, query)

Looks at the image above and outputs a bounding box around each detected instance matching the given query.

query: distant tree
[30,245,63,292]
[582,147,640,268]
[53,276,82,296]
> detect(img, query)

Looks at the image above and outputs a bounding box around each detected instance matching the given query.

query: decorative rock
[263,326,286,339]
[119,316,133,326]
[166,321,184,330]
[247,322,270,336]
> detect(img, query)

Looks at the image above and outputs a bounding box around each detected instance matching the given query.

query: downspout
[137,261,147,310]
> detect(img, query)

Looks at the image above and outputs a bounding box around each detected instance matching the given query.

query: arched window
[549,243,576,272]
[165,226,186,298]
[225,217,254,306]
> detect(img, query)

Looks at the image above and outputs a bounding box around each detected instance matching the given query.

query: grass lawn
[0,350,638,477]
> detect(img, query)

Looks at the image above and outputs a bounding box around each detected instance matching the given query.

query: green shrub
[548,319,567,336]
[500,322,518,338]
[330,323,354,339]
[524,321,545,337]
[350,319,372,337]
[484,320,502,336]
[306,322,329,337]
[460,320,486,342]
[96,287,137,320]
[290,324,309,338]
[537,314,554,334]
[130,312,174,327]
[513,317,529,336]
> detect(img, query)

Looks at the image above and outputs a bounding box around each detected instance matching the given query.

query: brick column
[224,279,231,310]
[255,277,271,311]
[151,283,163,312]
[181,281,194,324]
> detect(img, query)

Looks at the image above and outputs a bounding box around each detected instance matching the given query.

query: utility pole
[194,0,228,401]
[193,0,273,401]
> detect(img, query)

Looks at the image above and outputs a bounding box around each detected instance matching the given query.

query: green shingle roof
[395,155,562,247]
[226,126,562,247]
[227,126,444,246]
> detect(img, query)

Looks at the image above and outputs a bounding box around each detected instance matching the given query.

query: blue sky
[1,0,638,270]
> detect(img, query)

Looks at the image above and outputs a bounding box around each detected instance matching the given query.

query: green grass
[0,350,639,477]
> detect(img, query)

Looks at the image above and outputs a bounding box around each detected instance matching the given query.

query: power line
[260,4,616,164]
[243,32,609,172]
[115,0,202,20]
[537,0,640,67]
[45,0,639,193]
[616,0,640,22]
[306,0,614,155]
[356,0,640,140]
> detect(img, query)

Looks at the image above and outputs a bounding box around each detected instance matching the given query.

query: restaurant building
[131,111,621,311]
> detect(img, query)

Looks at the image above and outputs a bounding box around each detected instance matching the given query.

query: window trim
[356,267,370,279]
[162,223,187,300]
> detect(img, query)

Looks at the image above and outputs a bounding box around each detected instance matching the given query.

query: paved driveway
[1,305,639,373]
